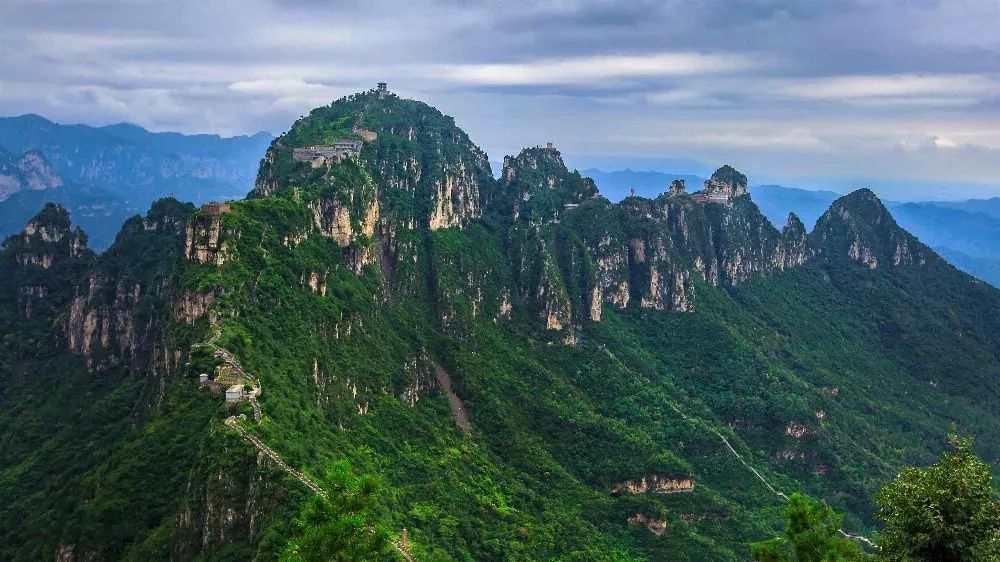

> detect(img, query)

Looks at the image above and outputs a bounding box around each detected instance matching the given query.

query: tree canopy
[279,462,392,562]
[751,493,865,561]
[874,434,1000,561]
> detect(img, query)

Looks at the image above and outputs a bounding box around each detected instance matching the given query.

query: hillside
[0,88,997,561]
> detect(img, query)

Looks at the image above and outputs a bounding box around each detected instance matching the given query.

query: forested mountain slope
[0,89,996,561]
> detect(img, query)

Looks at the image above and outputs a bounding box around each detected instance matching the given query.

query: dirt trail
[433,365,472,434]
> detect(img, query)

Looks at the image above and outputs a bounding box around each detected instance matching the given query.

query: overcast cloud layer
[2,0,999,199]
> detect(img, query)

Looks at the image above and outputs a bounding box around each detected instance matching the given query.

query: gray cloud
[1,0,999,198]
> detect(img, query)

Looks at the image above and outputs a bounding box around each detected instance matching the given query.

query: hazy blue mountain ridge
[0,114,273,248]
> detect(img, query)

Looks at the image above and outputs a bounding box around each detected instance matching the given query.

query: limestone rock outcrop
[498,146,598,224]
[253,90,492,234]
[777,213,809,268]
[65,200,194,373]
[613,474,695,494]
[3,204,89,320]
[308,191,379,246]
[628,513,668,536]
[428,159,483,230]
[697,165,748,204]
[0,148,63,202]
[811,188,932,270]
[185,211,228,265]
[10,203,86,270]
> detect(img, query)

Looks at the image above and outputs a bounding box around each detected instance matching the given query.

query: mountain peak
[811,188,932,269]
[3,202,88,269]
[784,212,805,233]
[836,187,882,209]
[498,144,598,223]
[13,113,54,126]
[825,188,893,229]
[252,89,492,232]
[711,164,748,188]
[698,164,748,203]
[502,145,568,181]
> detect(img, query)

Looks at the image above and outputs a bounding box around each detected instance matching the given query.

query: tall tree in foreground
[874,434,1000,561]
[751,493,865,561]
[280,461,392,562]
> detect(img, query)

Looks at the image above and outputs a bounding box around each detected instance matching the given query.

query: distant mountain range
[581,169,704,202]
[0,114,272,248]
[583,168,1000,286]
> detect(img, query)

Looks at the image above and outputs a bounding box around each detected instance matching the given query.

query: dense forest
[0,89,997,561]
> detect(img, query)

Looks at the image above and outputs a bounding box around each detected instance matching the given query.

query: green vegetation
[750,437,1000,561]
[1,91,998,561]
[874,435,1000,561]
[751,493,864,561]
[280,462,393,562]
[710,164,748,188]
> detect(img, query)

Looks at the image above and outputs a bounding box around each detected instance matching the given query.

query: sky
[2,0,1000,199]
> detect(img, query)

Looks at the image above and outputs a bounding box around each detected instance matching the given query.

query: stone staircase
[202,331,417,559]
[225,416,326,497]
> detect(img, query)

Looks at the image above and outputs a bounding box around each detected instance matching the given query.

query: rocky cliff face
[613,474,695,494]
[65,199,194,373]
[253,90,491,235]
[497,146,598,224]
[308,191,380,247]
[7,203,87,270]
[618,198,696,312]
[185,211,228,266]
[426,159,484,230]
[3,88,994,562]
[778,213,809,268]
[494,159,801,335]
[0,148,63,202]
[3,201,188,375]
[2,203,89,320]
[589,232,631,320]
[661,172,813,287]
[169,435,288,560]
[811,188,933,269]
[698,164,748,203]
[498,150,604,337]
[247,98,802,339]
[242,88,857,344]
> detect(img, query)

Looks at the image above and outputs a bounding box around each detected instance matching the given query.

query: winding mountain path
[194,336,262,422]
[661,398,875,548]
[196,332,416,560]
[225,415,327,497]
[592,344,874,547]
